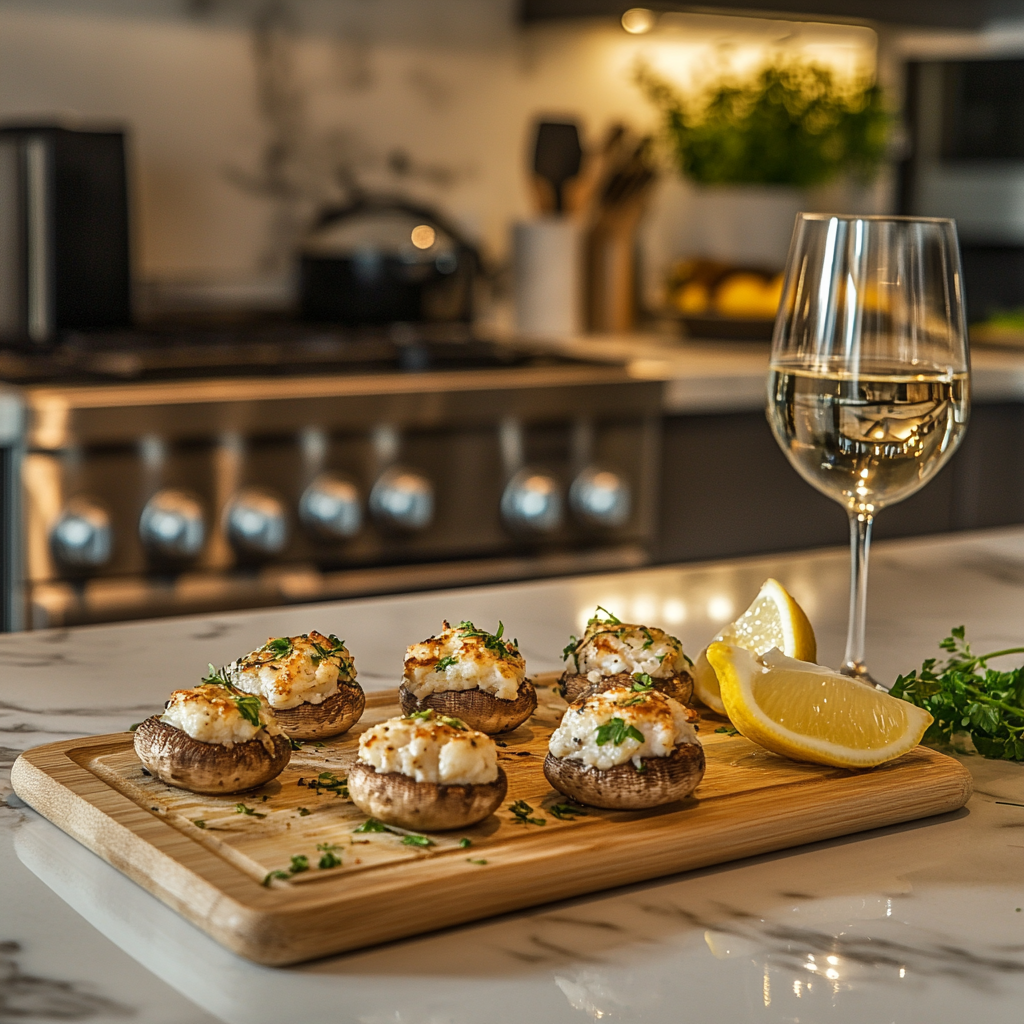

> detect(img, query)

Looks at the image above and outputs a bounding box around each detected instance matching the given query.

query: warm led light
[632,595,657,622]
[410,224,436,249]
[662,598,686,625]
[825,968,839,980]
[621,7,656,33]
[707,596,734,621]
[826,955,839,965]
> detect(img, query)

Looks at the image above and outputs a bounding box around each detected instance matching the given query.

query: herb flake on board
[509,800,546,826]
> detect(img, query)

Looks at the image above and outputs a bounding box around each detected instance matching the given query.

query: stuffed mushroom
[134,683,291,794]
[348,709,508,830]
[544,683,704,810]
[224,631,365,740]
[559,606,694,705]
[399,620,537,734]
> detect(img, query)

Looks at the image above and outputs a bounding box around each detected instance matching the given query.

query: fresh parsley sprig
[457,620,520,661]
[508,800,546,826]
[595,718,645,747]
[891,626,1024,762]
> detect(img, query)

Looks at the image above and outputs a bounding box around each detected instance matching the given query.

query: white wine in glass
[767,215,970,685]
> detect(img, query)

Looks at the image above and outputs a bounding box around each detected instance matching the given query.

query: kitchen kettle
[298,199,477,326]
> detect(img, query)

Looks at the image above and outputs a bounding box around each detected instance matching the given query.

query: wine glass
[767,214,970,685]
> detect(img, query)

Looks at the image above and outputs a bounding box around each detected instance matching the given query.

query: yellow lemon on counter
[692,578,816,715]
[705,644,933,768]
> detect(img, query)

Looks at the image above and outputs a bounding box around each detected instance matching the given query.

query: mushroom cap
[398,678,537,734]
[270,683,365,740]
[559,670,694,706]
[133,716,292,795]
[347,760,508,830]
[543,742,705,810]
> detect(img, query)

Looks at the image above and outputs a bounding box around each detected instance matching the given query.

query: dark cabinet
[656,403,1024,564]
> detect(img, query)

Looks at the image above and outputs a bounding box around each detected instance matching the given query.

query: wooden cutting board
[12,675,972,966]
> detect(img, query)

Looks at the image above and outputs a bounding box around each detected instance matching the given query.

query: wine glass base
[840,662,888,691]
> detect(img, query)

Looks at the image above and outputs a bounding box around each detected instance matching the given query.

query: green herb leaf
[561,636,580,663]
[353,818,390,833]
[635,759,647,773]
[459,838,472,848]
[435,654,458,673]
[640,627,655,650]
[509,800,546,826]
[263,870,290,886]
[234,803,266,819]
[595,718,645,747]
[588,605,622,626]
[548,802,589,821]
[297,807,310,816]
[632,673,655,691]
[201,663,230,686]
[467,858,488,865]
[318,850,342,869]
[891,627,1024,762]
[193,819,206,829]
[289,854,309,874]
[262,637,294,659]
[456,620,520,660]
[401,834,434,847]
[289,737,303,751]
[714,726,740,736]
[231,692,263,729]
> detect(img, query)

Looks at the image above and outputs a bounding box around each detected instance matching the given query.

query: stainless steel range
[0,325,660,628]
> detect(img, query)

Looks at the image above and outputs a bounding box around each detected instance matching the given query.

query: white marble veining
[3,528,1024,1022]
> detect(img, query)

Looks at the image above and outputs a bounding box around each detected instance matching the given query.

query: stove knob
[51,497,113,569]
[300,474,362,539]
[370,467,434,532]
[224,487,290,557]
[570,467,631,528]
[139,489,206,559]
[501,469,563,534]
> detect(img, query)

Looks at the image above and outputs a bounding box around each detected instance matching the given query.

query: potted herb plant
[636,59,889,269]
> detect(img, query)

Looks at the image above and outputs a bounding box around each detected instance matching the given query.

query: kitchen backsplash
[0,0,882,315]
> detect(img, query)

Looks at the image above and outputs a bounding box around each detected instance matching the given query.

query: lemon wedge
[692,578,816,715]
[706,644,933,768]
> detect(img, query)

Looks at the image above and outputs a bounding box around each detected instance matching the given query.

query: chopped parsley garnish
[201,663,230,686]
[459,838,472,848]
[235,803,266,818]
[714,726,740,736]
[406,708,467,730]
[297,807,310,816]
[467,858,488,865]
[261,849,313,885]
[892,626,1024,761]
[548,802,589,820]
[308,771,348,798]
[435,654,458,673]
[193,819,206,829]
[588,605,622,626]
[634,673,656,690]
[618,695,648,707]
[457,620,520,660]
[289,737,303,751]
[640,627,655,650]
[353,817,390,833]
[595,718,645,747]
[401,834,434,847]
[561,636,580,666]
[316,843,342,869]
[509,800,546,826]
[262,637,294,658]
[231,692,263,728]
[635,760,647,773]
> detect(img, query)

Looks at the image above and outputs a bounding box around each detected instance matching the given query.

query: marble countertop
[3,528,1024,1023]
[526,334,1024,414]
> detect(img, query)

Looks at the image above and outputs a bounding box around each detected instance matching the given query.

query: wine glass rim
[797,212,956,225]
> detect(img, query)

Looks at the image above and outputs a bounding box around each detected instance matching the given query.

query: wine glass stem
[842,512,874,677]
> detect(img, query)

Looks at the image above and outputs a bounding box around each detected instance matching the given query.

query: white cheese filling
[404,621,525,701]
[228,631,356,710]
[358,714,499,785]
[160,684,282,747]
[568,621,692,683]
[548,684,698,770]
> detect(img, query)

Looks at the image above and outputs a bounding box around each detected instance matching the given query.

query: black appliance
[900,57,1024,323]
[298,200,477,326]
[0,125,131,345]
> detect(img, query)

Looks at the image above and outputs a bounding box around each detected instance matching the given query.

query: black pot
[298,200,477,326]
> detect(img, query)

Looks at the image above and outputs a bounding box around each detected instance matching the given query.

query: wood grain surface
[12,674,973,966]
